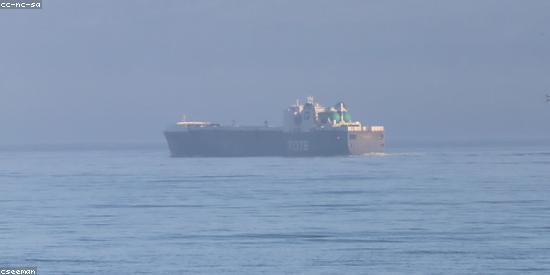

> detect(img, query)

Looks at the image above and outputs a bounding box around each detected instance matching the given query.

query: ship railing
[370,126,384,132]
[345,125,385,132]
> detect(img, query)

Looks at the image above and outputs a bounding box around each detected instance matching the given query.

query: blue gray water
[1,143,549,274]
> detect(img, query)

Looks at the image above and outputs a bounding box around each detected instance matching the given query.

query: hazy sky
[1,0,549,144]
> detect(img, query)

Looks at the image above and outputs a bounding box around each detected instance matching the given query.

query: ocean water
[1,142,549,274]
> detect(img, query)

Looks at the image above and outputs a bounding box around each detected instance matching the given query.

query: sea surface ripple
[1,143,549,274]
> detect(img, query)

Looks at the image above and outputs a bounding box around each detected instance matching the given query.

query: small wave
[474,199,545,205]
[500,152,550,157]
[26,258,102,263]
[359,152,424,157]
[149,174,262,183]
[405,250,470,255]
[90,204,203,209]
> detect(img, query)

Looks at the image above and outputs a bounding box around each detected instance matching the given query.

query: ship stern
[347,127,384,155]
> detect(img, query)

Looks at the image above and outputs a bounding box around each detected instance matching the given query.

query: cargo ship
[164,97,384,157]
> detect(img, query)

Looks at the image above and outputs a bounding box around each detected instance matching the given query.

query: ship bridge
[283,97,381,133]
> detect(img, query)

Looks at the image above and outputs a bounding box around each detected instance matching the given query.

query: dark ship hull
[164,127,384,157]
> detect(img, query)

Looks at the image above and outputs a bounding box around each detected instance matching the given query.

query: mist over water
[1,0,550,144]
[1,1,550,274]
